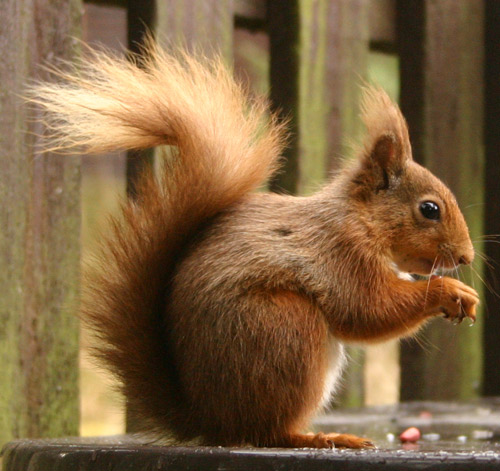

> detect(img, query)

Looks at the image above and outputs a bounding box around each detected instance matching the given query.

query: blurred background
[1,0,499,447]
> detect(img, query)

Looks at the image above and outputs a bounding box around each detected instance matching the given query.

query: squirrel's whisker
[470,263,500,300]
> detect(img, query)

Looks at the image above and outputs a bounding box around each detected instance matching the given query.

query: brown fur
[28,45,479,448]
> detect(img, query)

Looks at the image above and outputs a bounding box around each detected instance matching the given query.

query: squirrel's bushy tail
[29,44,285,438]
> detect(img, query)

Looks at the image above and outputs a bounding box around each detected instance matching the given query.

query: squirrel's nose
[458,250,474,266]
[456,241,475,266]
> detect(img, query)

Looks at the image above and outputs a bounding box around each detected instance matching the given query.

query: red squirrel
[30,44,479,449]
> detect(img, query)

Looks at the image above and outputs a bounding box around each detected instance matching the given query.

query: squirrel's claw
[443,305,476,325]
[439,279,479,326]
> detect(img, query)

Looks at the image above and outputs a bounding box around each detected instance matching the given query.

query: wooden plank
[398,0,484,401]
[86,0,126,6]
[397,1,440,400]
[267,1,300,193]
[0,0,82,446]
[126,0,156,200]
[396,0,425,165]
[308,0,370,179]
[83,3,127,50]
[234,0,266,30]
[483,0,500,396]
[234,0,265,20]
[269,0,370,194]
[369,0,396,50]
[363,52,400,407]
[6,402,500,471]
[156,0,234,59]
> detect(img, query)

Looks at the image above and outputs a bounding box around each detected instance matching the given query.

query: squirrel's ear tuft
[360,86,412,173]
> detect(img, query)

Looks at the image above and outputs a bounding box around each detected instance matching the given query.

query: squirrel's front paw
[436,277,479,324]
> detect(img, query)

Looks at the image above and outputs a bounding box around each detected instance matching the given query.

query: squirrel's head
[347,87,474,276]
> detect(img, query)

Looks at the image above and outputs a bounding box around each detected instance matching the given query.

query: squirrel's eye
[419,201,440,220]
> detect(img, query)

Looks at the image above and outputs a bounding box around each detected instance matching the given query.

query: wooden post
[483,0,500,397]
[156,0,233,59]
[269,0,370,195]
[397,0,484,401]
[0,0,82,446]
[267,1,300,193]
[126,0,156,200]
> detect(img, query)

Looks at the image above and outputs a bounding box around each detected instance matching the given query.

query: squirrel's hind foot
[280,432,375,449]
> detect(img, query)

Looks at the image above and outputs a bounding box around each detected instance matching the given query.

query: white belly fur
[318,335,346,411]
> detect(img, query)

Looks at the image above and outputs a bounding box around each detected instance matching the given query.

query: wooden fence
[0,0,498,448]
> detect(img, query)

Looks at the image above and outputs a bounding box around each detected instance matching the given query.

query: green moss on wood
[0,0,82,447]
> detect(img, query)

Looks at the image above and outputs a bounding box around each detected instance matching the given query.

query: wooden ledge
[3,401,500,470]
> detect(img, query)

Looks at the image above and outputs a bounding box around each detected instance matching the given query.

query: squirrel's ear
[371,132,398,169]
[356,86,412,191]
[351,131,409,197]
[369,131,406,175]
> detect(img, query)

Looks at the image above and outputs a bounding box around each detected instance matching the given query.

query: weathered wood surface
[369,0,395,50]
[267,0,300,193]
[397,0,484,401]
[268,0,370,191]
[5,401,500,470]
[126,0,156,200]
[85,0,125,6]
[4,441,500,471]
[0,0,82,447]
[156,0,233,59]
[235,0,265,19]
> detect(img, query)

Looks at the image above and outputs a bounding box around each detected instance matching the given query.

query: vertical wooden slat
[395,0,425,166]
[483,0,500,397]
[369,0,395,50]
[395,0,427,401]
[267,1,300,194]
[316,0,370,176]
[234,0,265,20]
[364,48,400,407]
[0,0,82,446]
[126,0,156,200]
[0,1,30,443]
[156,0,234,59]
[269,0,370,195]
[398,0,484,401]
